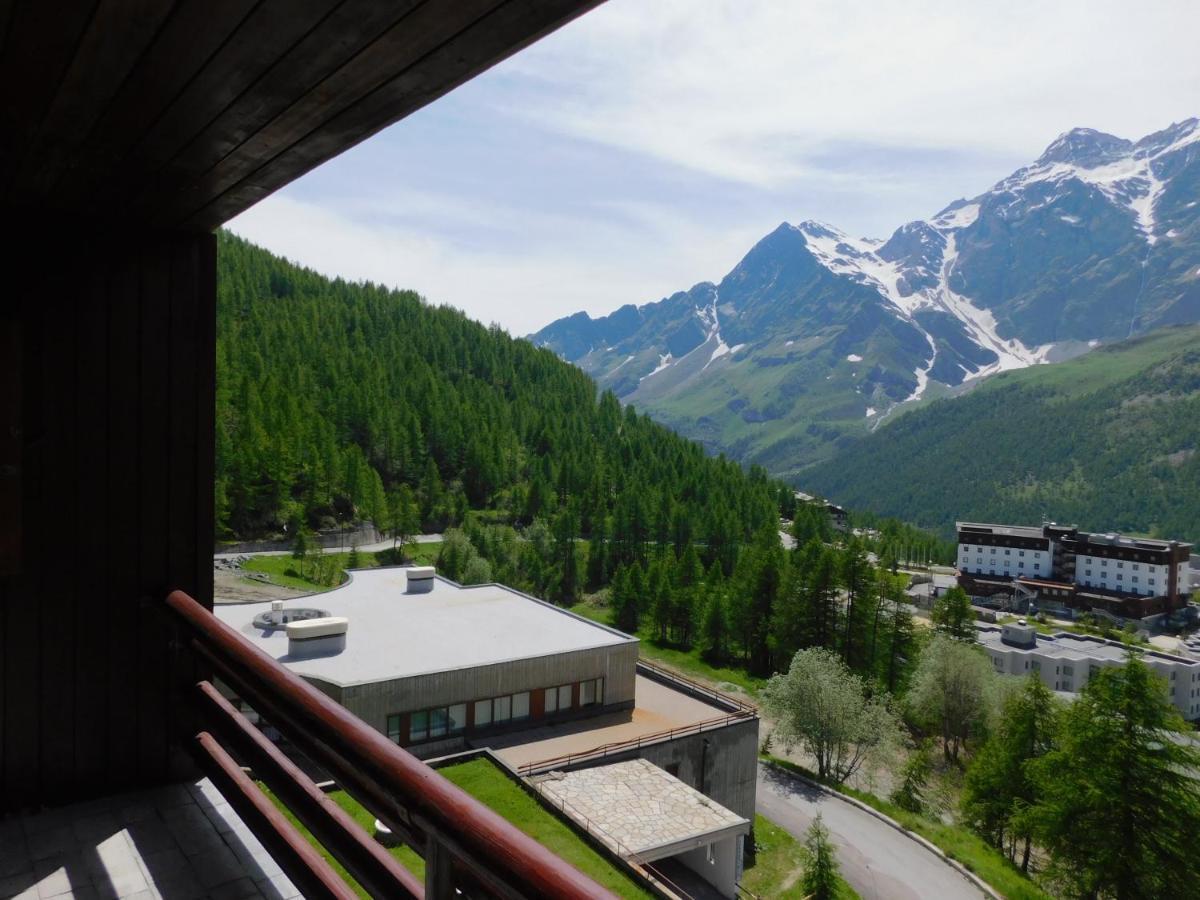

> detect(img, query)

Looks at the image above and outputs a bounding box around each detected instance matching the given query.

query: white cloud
[501,0,1200,187]
[229,0,1199,335]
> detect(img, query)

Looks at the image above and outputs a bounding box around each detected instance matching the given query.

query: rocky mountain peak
[1036,127,1133,168]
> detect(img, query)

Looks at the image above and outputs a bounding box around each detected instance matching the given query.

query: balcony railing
[165,589,617,900]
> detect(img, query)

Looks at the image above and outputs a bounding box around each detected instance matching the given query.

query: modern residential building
[216,565,760,897]
[978,622,1200,720]
[957,521,1193,621]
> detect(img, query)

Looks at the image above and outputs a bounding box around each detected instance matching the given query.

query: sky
[227,0,1200,336]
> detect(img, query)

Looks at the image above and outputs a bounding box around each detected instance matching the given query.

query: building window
[1117,574,1123,581]
[977,557,982,564]
[1019,550,1026,557]
[1102,560,1108,567]
[1117,561,1124,569]
[494,695,512,722]
[544,687,558,714]
[1019,562,1025,569]
[991,548,996,554]
[387,714,403,744]
[475,699,492,728]
[1150,578,1156,586]
[1035,552,1041,559]
[449,703,467,733]
[558,684,572,710]
[1005,549,1011,556]
[513,692,530,720]
[1034,563,1040,571]
[580,678,604,707]
[1133,576,1139,583]
[1132,564,1140,571]
[410,710,428,742]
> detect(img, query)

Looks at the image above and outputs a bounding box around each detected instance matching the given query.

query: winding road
[757,764,985,900]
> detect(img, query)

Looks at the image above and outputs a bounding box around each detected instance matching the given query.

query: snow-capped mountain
[529,119,1200,478]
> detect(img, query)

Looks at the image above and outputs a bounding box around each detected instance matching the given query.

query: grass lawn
[264,756,653,899]
[261,784,425,897]
[436,758,654,899]
[742,813,859,899]
[763,757,1054,900]
[242,543,443,593]
[568,599,766,695]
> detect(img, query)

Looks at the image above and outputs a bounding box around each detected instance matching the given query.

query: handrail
[166,590,617,900]
[635,658,758,713]
[518,709,755,777]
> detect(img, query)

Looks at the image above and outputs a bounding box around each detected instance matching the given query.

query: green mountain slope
[803,325,1200,542]
[215,232,785,555]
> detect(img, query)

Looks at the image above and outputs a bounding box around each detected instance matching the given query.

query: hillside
[531,118,1200,479]
[802,324,1200,542]
[215,232,786,560]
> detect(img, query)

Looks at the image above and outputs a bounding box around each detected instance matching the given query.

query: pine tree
[1027,656,1200,897]
[801,814,840,900]
[961,676,1059,870]
[931,585,976,641]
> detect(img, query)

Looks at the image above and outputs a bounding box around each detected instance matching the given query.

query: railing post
[424,836,456,900]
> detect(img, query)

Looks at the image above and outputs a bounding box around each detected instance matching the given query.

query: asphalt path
[213,534,442,560]
[756,764,985,900]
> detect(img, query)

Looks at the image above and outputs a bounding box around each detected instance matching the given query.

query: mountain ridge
[530,118,1200,478]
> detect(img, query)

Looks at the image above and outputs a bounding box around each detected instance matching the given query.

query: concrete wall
[339,640,639,736]
[678,836,740,899]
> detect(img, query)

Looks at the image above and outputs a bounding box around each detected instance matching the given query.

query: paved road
[214,534,442,560]
[756,764,984,900]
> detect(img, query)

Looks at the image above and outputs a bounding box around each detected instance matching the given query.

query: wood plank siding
[0,0,604,809]
[1,0,604,232]
[0,231,216,810]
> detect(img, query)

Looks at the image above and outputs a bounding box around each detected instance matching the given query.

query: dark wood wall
[0,228,215,811]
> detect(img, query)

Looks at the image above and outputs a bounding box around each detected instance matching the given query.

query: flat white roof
[978,625,1198,667]
[532,759,749,861]
[214,568,636,687]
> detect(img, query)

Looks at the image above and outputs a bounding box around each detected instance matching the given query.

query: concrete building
[532,759,751,898]
[216,566,760,897]
[216,567,639,756]
[978,622,1200,720]
[957,521,1192,621]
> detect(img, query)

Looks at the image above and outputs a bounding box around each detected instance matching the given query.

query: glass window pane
[387,714,402,743]
[513,692,530,719]
[558,685,572,709]
[430,707,448,738]
[494,695,512,721]
[474,699,492,727]
[594,679,604,705]
[544,688,557,713]
[581,680,595,706]
[449,704,467,734]
[410,710,428,742]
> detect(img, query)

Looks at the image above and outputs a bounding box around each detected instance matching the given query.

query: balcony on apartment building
[0,3,613,897]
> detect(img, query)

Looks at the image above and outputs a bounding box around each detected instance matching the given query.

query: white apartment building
[978,622,1200,720]
[957,522,1192,619]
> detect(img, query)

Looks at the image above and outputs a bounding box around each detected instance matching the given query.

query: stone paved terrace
[488,675,739,770]
[532,759,749,861]
[0,778,299,900]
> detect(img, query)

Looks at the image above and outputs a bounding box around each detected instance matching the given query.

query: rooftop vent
[252,605,331,632]
[286,616,348,658]
[406,566,435,594]
[1001,622,1037,649]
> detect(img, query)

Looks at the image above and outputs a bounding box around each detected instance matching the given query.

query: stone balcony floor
[0,779,300,900]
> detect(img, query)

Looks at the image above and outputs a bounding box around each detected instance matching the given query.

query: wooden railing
[166,589,617,900]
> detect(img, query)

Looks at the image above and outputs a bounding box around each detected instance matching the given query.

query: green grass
[261,785,425,896]
[742,813,859,899]
[763,757,1054,900]
[241,543,443,593]
[436,758,655,899]
[262,757,652,897]
[568,599,766,694]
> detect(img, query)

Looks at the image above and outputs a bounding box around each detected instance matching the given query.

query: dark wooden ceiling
[0,0,603,232]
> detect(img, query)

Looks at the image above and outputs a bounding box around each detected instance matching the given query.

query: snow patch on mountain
[846,354,863,362]
[641,352,674,383]
[997,119,1200,246]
